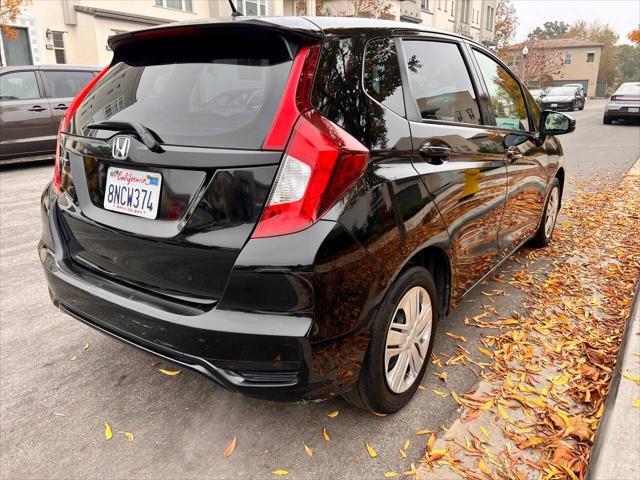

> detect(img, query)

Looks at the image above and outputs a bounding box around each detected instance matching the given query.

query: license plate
[630,107,639,113]
[551,103,558,107]
[104,167,162,219]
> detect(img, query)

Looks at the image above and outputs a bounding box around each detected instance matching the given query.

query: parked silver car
[603,82,640,124]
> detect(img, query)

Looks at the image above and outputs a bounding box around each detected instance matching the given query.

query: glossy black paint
[40,17,566,403]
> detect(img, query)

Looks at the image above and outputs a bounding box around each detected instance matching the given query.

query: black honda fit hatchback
[39,16,574,413]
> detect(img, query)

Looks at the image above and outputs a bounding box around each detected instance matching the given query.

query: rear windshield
[617,83,640,95]
[68,31,293,149]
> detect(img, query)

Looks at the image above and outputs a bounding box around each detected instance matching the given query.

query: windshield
[546,87,575,96]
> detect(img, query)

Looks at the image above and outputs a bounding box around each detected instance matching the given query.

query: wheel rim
[544,187,560,238]
[384,286,432,394]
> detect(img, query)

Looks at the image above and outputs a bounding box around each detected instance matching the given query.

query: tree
[616,44,640,83]
[527,21,570,40]
[518,39,564,87]
[567,21,619,94]
[629,28,640,45]
[0,0,24,39]
[494,0,518,54]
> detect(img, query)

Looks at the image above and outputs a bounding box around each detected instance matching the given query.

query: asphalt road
[1,99,638,480]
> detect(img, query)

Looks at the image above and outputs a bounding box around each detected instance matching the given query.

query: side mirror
[540,110,576,136]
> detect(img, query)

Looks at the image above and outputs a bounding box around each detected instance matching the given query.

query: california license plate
[104,167,162,219]
[630,107,639,113]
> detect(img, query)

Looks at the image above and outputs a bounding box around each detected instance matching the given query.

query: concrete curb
[586,276,640,476]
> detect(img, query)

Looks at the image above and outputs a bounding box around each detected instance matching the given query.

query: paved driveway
[1,99,638,479]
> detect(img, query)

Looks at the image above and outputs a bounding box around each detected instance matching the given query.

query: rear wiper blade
[86,120,164,153]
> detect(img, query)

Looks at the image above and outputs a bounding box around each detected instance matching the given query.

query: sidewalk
[587,162,640,480]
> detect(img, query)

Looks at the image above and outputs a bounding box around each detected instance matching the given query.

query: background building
[505,38,603,97]
[0,0,496,67]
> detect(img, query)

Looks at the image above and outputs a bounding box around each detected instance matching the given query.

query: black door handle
[29,105,46,112]
[53,104,68,110]
[419,142,453,164]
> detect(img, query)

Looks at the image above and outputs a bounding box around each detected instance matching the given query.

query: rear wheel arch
[403,245,451,318]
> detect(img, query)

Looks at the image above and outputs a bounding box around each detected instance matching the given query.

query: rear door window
[363,37,405,116]
[68,32,293,150]
[402,40,481,125]
[0,71,41,101]
[42,70,95,98]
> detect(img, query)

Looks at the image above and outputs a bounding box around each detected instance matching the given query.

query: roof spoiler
[108,17,323,52]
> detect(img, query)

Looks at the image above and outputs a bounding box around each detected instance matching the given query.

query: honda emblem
[112,136,131,160]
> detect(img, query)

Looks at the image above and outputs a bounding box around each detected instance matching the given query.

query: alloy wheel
[384,286,433,394]
[545,187,560,238]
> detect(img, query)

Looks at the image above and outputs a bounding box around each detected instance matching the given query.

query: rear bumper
[40,184,376,402]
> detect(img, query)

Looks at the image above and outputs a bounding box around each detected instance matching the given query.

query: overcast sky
[512,0,639,44]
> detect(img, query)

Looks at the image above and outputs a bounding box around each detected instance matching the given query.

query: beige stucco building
[320,0,496,44]
[505,38,603,97]
[1,0,495,67]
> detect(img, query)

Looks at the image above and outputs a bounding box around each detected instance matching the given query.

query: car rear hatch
[54,20,322,305]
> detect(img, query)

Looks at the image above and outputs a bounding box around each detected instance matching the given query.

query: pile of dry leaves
[418,170,640,480]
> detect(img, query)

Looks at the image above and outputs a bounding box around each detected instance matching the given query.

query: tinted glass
[403,40,480,124]
[473,50,530,131]
[42,70,93,97]
[363,37,405,116]
[69,33,292,149]
[0,71,40,100]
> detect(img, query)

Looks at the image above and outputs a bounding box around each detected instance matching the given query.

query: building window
[564,52,572,65]
[421,0,430,10]
[51,31,65,64]
[587,52,595,63]
[154,0,193,12]
[460,0,471,23]
[0,26,33,66]
[485,6,494,31]
[237,0,267,15]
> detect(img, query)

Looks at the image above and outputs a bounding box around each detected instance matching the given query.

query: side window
[473,50,530,132]
[0,71,40,101]
[41,70,95,98]
[363,37,405,116]
[402,40,481,125]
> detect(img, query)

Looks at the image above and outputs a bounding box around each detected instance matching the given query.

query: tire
[603,115,612,125]
[579,101,585,110]
[343,266,439,414]
[530,178,561,248]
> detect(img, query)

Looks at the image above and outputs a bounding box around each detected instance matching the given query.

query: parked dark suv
[39,17,574,413]
[0,65,100,164]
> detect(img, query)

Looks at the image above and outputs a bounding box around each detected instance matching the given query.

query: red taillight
[263,44,320,150]
[53,66,110,193]
[252,110,368,238]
